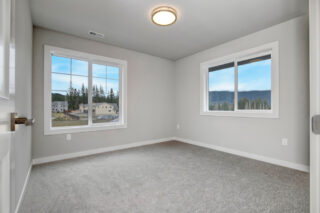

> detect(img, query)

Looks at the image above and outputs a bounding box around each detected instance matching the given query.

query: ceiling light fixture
[152,6,177,26]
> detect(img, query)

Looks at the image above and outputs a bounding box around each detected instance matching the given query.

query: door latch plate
[312,114,320,134]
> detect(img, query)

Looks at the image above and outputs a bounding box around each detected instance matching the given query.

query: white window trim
[0,0,11,100]
[200,41,279,118]
[44,45,127,135]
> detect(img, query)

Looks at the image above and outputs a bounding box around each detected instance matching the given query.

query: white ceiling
[30,0,308,60]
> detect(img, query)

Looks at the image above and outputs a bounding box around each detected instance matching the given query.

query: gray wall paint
[32,15,309,167]
[174,16,309,166]
[32,27,175,159]
[12,0,33,211]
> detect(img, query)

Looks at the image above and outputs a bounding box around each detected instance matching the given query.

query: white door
[0,0,14,212]
[310,0,320,212]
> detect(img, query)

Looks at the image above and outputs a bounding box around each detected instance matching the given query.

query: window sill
[44,122,127,135]
[200,111,279,119]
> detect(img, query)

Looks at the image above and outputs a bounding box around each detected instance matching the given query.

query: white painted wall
[32,27,175,159]
[174,15,309,166]
[11,0,33,212]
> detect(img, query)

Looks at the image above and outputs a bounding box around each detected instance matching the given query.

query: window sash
[208,54,272,112]
[208,62,234,72]
[44,45,127,135]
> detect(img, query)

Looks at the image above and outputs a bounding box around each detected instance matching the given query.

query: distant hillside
[209,90,271,105]
[52,93,66,101]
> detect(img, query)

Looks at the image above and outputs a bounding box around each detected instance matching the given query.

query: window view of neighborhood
[51,55,119,127]
[92,63,119,123]
[208,55,271,111]
[51,55,89,127]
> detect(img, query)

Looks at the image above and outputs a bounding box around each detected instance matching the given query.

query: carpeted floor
[20,141,309,213]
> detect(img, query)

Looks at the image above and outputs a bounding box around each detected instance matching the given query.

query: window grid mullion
[234,59,238,112]
[70,58,72,91]
[206,70,209,112]
[88,61,93,126]
[106,64,108,95]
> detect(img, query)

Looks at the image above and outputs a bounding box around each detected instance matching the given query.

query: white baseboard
[32,137,174,165]
[15,164,32,213]
[32,136,309,172]
[173,137,310,172]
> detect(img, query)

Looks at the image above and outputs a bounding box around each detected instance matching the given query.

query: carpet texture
[20,141,309,213]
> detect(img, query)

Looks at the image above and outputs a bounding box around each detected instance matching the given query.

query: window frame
[200,42,279,118]
[0,0,11,100]
[44,45,127,135]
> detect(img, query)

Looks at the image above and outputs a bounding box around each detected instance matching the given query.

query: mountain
[209,90,271,105]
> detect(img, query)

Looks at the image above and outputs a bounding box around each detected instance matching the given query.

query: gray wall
[174,16,309,166]
[32,15,309,167]
[12,0,33,212]
[32,27,175,159]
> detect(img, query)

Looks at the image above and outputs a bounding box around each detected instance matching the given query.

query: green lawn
[52,112,88,127]
[52,120,88,127]
[51,112,118,127]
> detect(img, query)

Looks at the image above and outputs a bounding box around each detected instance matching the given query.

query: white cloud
[209,82,234,91]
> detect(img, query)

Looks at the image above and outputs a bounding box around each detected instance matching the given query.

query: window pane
[92,77,119,123]
[92,98,119,124]
[52,73,70,91]
[208,63,235,111]
[72,59,88,76]
[107,66,119,80]
[92,64,107,78]
[52,55,70,74]
[51,90,88,127]
[92,64,120,124]
[71,75,88,91]
[92,77,107,94]
[237,55,271,110]
[51,57,89,127]
[106,79,119,95]
[92,92,119,124]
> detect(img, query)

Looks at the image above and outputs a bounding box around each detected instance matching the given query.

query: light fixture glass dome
[152,6,177,26]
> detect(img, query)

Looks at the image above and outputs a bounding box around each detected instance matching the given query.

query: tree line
[209,98,270,111]
[238,97,270,110]
[52,84,119,111]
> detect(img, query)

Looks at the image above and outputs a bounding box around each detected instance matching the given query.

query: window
[200,42,279,118]
[44,45,127,135]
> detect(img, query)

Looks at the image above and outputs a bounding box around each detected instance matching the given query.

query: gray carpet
[20,141,309,213]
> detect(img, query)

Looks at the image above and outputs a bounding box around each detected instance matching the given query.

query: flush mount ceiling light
[152,6,177,26]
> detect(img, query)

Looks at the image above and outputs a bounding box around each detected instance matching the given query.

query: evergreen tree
[256,98,262,109]
[263,98,269,109]
[222,102,229,110]
[109,88,115,102]
[81,84,88,104]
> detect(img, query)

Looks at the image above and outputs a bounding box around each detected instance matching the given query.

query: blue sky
[51,55,119,94]
[209,59,271,92]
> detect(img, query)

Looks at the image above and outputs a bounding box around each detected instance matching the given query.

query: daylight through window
[237,55,271,110]
[201,42,279,118]
[51,56,89,127]
[208,62,235,111]
[44,45,127,134]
